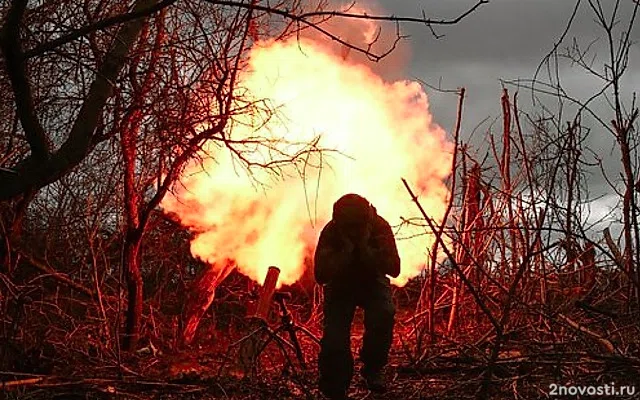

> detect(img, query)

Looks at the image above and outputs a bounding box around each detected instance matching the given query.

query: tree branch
[23,0,177,58]
[202,0,488,62]
[296,0,489,25]
[0,0,159,201]
[0,0,50,161]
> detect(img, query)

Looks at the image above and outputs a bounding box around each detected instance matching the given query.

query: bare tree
[0,0,489,352]
[508,0,640,308]
[0,0,488,201]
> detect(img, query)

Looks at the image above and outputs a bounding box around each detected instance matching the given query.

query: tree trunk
[0,193,33,274]
[120,116,142,351]
[0,0,161,201]
[618,122,639,310]
[118,9,165,351]
[123,232,143,351]
[182,261,236,346]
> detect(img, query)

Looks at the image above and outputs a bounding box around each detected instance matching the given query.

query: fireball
[161,34,452,287]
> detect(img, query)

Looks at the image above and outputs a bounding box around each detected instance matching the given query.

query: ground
[2,296,640,399]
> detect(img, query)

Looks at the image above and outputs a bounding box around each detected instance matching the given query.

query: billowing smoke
[161,25,452,287]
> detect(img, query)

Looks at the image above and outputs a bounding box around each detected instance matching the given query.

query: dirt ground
[4,305,640,400]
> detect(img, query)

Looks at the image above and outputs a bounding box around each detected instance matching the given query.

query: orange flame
[161,34,452,287]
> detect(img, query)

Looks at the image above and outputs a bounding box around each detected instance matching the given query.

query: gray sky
[374,0,638,135]
[369,0,640,230]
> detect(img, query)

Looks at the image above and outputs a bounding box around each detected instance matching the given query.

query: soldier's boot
[319,385,350,400]
[360,367,386,393]
[319,290,356,400]
[359,284,395,394]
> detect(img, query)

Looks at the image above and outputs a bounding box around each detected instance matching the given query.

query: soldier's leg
[319,287,357,397]
[360,282,395,376]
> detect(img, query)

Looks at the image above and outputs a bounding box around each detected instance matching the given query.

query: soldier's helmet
[332,193,373,231]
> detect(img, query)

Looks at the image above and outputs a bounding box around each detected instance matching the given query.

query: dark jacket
[314,214,401,285]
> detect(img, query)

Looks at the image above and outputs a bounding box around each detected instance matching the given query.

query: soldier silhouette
[314,193,400,399]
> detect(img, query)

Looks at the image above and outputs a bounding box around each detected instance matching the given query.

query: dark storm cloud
[372,1,593,127]
[353,0,640,223]
[371,0,638,134]
[381,0,590,64]
[368,1,636,180]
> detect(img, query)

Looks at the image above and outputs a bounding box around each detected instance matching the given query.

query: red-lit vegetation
[1,1,639,399]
